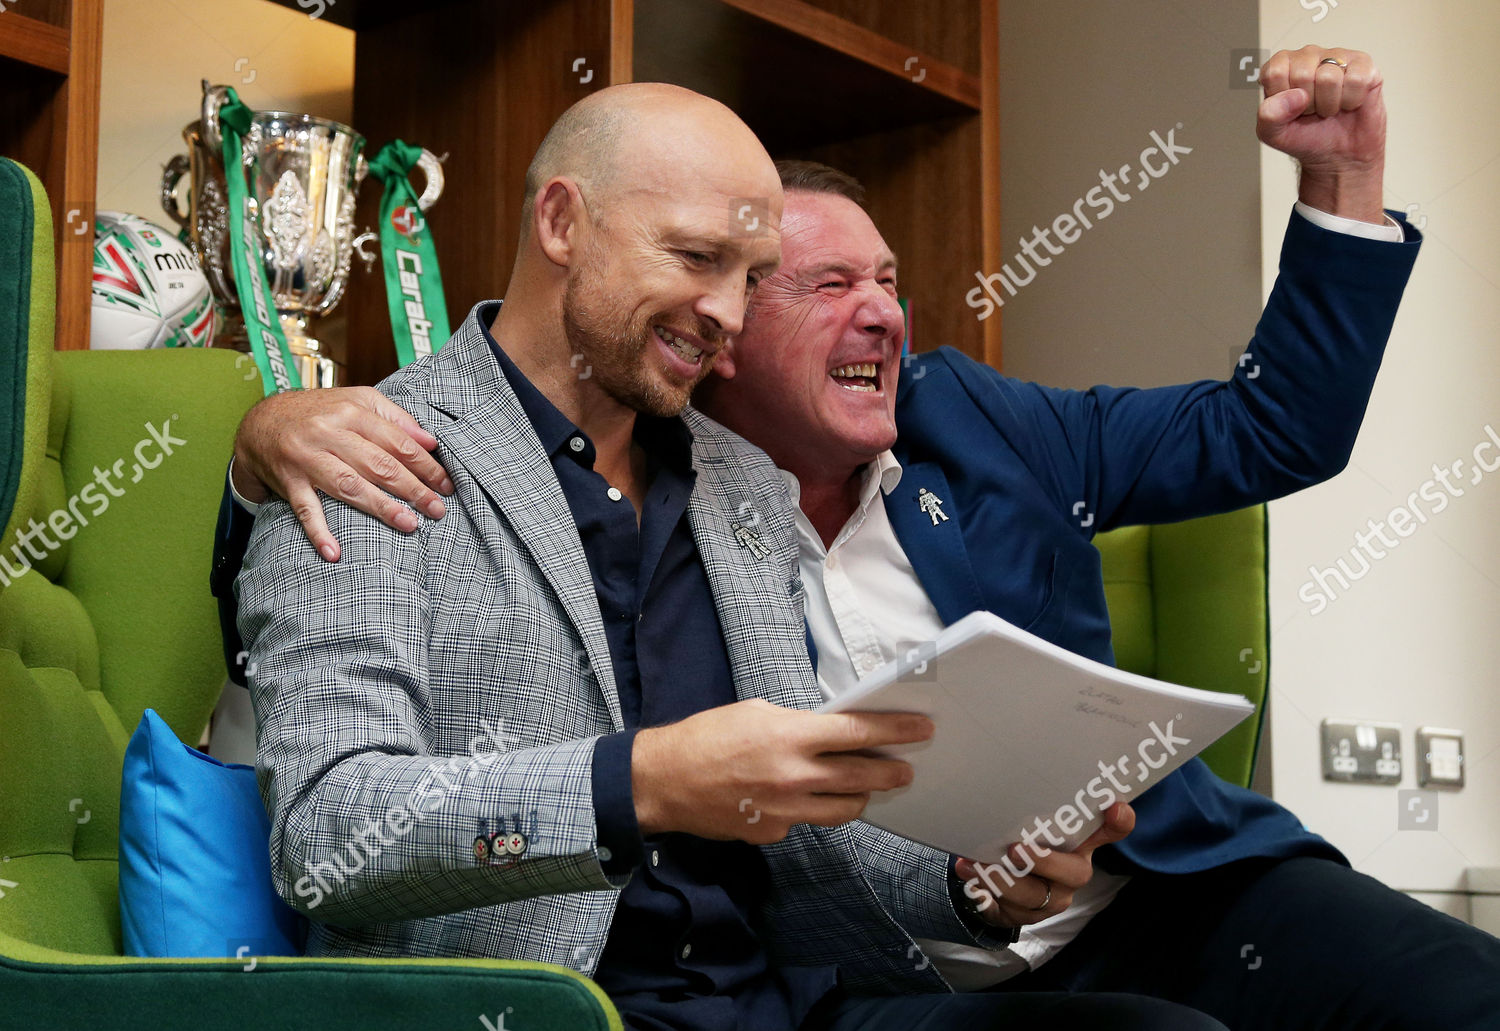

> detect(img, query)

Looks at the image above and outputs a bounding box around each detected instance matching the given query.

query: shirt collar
[872,450,905,496]
[478,301,694,474]
[779,450,904,508]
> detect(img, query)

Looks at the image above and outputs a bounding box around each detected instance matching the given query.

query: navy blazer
[878,209,1421,873]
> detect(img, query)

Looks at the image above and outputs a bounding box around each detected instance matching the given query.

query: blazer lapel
[419,308,623,731]
[682,410,824,713]
[884,461,988,627]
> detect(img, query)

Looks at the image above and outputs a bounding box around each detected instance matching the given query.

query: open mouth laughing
[654,324,710,369]
[830,361,881,393]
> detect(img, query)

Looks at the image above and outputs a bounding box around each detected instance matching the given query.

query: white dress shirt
[781,453,1133,990]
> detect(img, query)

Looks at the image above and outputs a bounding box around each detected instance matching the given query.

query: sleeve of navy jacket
[930,209,1422,535]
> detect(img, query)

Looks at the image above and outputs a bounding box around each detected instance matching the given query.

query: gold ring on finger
[1031,880,1052,911]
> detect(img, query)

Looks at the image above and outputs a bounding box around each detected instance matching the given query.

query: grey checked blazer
[238,302,1009,994]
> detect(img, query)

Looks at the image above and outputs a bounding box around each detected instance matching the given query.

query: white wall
[998,2,1263,390]
[1001,0,1500,905]
[97,0,353,221]
[1260,0,1500,900]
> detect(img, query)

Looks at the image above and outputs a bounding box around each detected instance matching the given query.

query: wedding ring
[1032,880,1053,911]
[1320,57,1348,68]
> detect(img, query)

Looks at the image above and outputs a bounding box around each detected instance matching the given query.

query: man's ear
[534,178,585,267]
[709,338,738,380]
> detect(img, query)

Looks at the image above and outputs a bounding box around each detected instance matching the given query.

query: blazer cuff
[213,462,256,687]
[948,853,1021,947]
[592,729,644,875]
[1278,204,1422,292]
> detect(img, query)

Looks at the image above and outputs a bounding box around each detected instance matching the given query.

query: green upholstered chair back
[0,157,264,957]
[0,160,52,578]
[1093,505,1270,788]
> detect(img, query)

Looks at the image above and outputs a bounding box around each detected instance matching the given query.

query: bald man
[234,85,1214,1030]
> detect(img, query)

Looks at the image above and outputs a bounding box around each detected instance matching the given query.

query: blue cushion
[118,708,306,957]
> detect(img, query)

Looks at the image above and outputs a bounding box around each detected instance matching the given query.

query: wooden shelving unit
[269,0,1001,384]
[3,0,998,367]
[0,0,103,351]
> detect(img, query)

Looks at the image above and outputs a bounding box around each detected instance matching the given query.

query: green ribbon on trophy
[368,140,450,368]
[217,87,303,394]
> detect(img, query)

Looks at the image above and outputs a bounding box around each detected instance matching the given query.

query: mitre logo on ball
[90,210,216,350]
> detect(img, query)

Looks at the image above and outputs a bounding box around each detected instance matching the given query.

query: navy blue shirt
[481,308,838,1031]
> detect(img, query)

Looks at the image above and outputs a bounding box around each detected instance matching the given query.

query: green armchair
[0,157,619,1030]
[1094,506,1271,788]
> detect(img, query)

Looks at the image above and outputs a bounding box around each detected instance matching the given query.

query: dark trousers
[995,856,1500,1030]
[809,990,1228,1029]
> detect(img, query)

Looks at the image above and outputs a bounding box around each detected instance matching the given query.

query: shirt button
[607,487,623,501]
[598,846,612,863]
[569,437,585,452]
[651,850,660,867]
[680,943,692,960]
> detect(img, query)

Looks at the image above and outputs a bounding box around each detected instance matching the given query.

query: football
[90,211,216,350]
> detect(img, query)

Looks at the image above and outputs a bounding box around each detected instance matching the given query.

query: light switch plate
[1416,727,1464,789]
[1321,719,1402,784]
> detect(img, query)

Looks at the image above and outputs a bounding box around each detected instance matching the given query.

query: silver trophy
[161,82,442,387]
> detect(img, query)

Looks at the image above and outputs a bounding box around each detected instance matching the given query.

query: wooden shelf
[0,13,70,74]
[721,0,978,109]
[632,0,977,151]
[259,0,455,30]
[0,0,101,351]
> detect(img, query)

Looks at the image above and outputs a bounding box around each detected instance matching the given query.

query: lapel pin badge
[917,487,948,526]
[731,521,770,560]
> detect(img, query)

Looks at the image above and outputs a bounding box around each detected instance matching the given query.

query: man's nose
[857,284,905,343]
[695,276,747,339]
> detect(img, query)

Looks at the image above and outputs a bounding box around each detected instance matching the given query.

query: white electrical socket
[1321,719,1402,784]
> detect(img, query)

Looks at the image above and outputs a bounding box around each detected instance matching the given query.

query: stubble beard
[562,262,700,419]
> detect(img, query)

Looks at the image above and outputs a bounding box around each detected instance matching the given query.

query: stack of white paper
[819,610,1254,862]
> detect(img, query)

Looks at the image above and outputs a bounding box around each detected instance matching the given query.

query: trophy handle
[160,154,191,229]
[355,147,444,210]
[352,230,379,271]
[200,80,232,154]
[413,149,445,212]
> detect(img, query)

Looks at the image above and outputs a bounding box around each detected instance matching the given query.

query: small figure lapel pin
[732,521,771,560]
[917,487,949,526]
